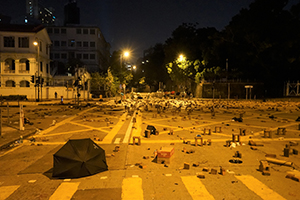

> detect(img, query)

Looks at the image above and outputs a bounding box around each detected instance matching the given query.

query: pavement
[1,97,300,199]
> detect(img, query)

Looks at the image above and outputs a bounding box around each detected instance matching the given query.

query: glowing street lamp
[178,54,185,62]
[120,51,130,100]
[33,40,40,102]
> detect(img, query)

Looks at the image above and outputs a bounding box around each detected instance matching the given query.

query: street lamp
[33,40,40,102]
[120,51,129,100]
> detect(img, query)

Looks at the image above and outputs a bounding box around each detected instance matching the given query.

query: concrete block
[211,168,217,175]
[184,162,190,169]
[132,136,141,145]
[262,170,271,176]
[197,173,205,179]
[202,167,209,172]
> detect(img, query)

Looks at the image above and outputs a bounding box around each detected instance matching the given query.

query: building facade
[0,24,52,99]
[47,25,110,73]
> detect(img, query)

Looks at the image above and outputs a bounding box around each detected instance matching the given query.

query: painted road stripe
[49,182,80,200]
[114,138,121,144]
[129,113,142,144]
[123,112,137,144]
[40,107,96,135]
[181,176,215,200]
[122,177,144,200]
[0,185,20,200]
[102,113,126,143]
[235,175,286,200]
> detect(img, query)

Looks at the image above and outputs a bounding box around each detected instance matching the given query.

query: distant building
[25,0,56,25]
[64,0,80,25]
[0,24,52,99]
[47,25,111,73]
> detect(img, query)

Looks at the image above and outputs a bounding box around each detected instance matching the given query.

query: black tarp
[52,138,108,178]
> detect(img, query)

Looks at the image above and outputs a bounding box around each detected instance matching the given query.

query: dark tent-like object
[52,138,108,178]
[146,125,156,134]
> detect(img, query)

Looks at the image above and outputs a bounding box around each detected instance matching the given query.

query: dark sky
[0,0,298,60]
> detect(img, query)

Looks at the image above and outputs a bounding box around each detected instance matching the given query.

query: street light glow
[33,41,38,46]
[124,51,129,57]
[178,54,185,62]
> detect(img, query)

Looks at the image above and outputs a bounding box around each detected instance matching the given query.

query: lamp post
[120,51,129,100]
[33,40,40,102]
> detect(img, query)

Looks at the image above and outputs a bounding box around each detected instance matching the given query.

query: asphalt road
[0,98,300,200]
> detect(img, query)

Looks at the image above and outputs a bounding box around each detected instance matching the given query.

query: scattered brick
[197,173,205,179]
[262,170,271,176]
[184,162,190,169]
[211,168,218,175]
[203,167,209,172]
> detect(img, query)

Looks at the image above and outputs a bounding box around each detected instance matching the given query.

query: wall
[195,82,265,99]
[0,86,91,100]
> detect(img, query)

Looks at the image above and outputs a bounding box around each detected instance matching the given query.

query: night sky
[0,0,298,61]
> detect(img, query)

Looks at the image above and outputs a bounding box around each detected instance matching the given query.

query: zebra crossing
[0,174,288,200]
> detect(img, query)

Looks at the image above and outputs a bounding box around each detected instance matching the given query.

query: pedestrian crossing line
[129,113,142,144]
[181,176,215,200]
[0,185,20,200]
[49,182,80,200]
[123,112,137,144]
[114,138,121,144]
[235,175,286,200]
[102,112,127,143]
[40,107,97,135]
[122,177,144,200]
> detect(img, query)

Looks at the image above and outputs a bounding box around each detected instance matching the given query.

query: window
[76,54,82,59]
[68,52,75,59]
[50,53,53,59]
[61,28,66,34]
[61,41,67,46]
[90,29,95,34]
[90,54,95,60]
[18,37,29,48]
[20,80,30,87]
[90,42,95,47]
[19,59,29,71]
[5,80,15,87]
[83,41,88,47]
[83,54,89,59]
[83,29,88,34]
[46,64,49,73]
[68,39,75,47]
[54,53,60,59]
[4,36,15,47]
[47,28,53,34]
[40,62,43,72]
[39,41,42,52]
[54,28,59,34]
[54,41,60,47]
[76,41,82,47]
[61,53,67,59]
[46,45,49,54]
[76,28,81,34]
